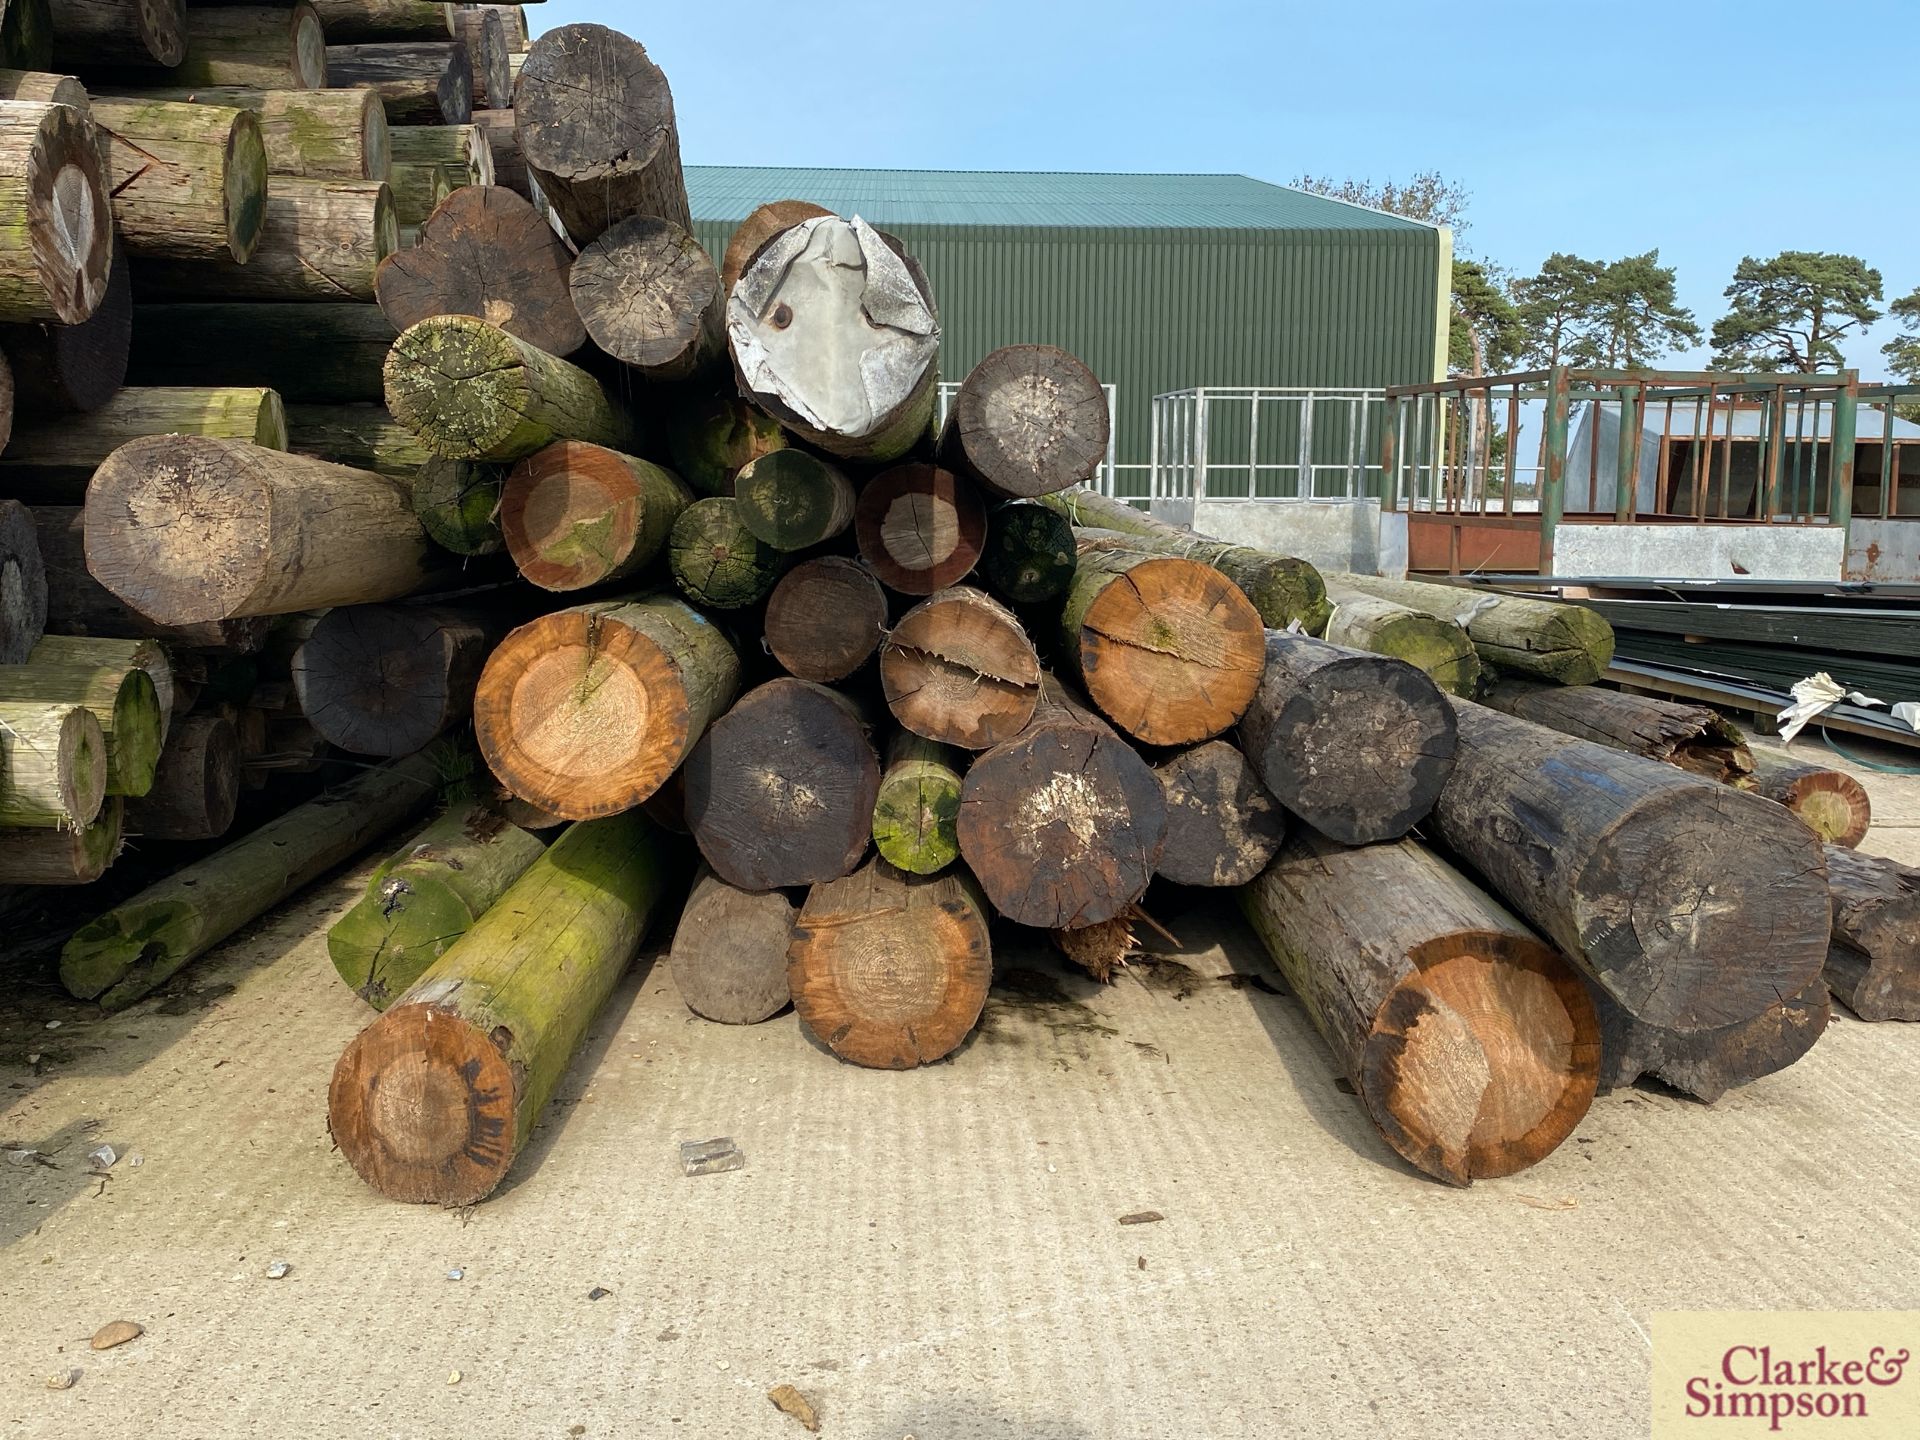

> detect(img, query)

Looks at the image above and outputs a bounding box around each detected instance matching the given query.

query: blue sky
[537,0,1917,376]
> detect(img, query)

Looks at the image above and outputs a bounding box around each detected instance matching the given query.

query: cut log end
[15,102,114,323]
[853,465,987,595]
[501,441,687,592]
[669,869,795,1025]
[979,499,1076,605]
[1752,754,1871,848]
[879,587,1040,750]
[943,345,1109,498]
[1153,740,1286,888]
[570,216,719,380]
[764,557,887,683]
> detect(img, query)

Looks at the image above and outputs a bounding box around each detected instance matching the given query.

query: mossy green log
[669,496,787,610]
[0,660,163,796]
[1331,573,1614,686]
[1321,580,1481,698]
[871,732,963,876]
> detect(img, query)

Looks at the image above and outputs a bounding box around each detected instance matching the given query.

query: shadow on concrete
[862,1396,1097,1440]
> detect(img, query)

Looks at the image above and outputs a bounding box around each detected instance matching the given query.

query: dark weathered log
[1153,738,1285,887]
[169,3,327,90]
[871,730,962,876]
[482,2,526,52]
[499,440,690,591]
[719,198,829,292]
[0,695,102,827]
[0,657,163,796]
[0,497,47,664]
[0,235,128,412]
[475,593,739,820]
[1823,845,1920,1021]
[100,84,390,182]
[956,676,1165,929]
[87,96,266,262]
[853,464,985,595]
[1243,831,1600,1184]
[668,495,786,610]
[0,0,52,71]
[135,176,395,301]
[50,0,185,68]
[374,183,582,355]
[325,40,470,123]
[684,677,879,892]
[1589,974,1829,1104]
[467,104,530,199]
[311,0,452,42]
[570,215,718,381]
[0,795,120,882]
[291,602,499,755]
[660,389,787,497]
[938,345,1108,498]
[879,585,1040,750]
[1748,749,1871,848]
[129,301,394,402]
[283,401,429,479]
[411,454,505,554]
[730,450,855,552]
[124,711,237,840]
[979,499,1076,605]
[1333,574,1614,686]
[788,857,991,1069]
[2,386,287,501]
[384,122,487,227]
[1481,680,1753,786]
[450,3,507,108]
[1430,697,1831,1033]
[668,865,795,1025]
[511,23,688,244]
[763,556,887,683]
[1322,579,1480,698]
[86,436,434,625]
[0,97,114,323]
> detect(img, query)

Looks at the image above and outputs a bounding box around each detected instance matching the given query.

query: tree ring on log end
[34,106,114,322]
[293,4,328,88]
[853,465,986,595]
[949,344,1110,497]
[501,442,647,591]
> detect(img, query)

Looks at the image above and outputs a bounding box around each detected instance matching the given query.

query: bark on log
[0,659,162,796]
[871,730,962,876]
[0,232,128,411]
[1748,749,1870,848]
[731,450,855,552]
[450,4,507,109]
[0,0,52,71]
[1823,844,1920,1021]
[728,215,938,463]
[124,710,236,839]
[570,215,720,381]
[510,23,688,245]
[1322,579,1480,698]
[291,601,500,755]
[411,454,504,554]
[1241,831,1600,1184]
[50,0,185,68]
[956,676,1166,929]
[1153,738,1285,887]
[683,677,880,891]
[668,495,786,610]
[475,593,739,819]
[763,556,886,683]
[283,401,429,479]
[1430,696,1831,1033]
[1481,680,1754,786]
[1,385,287,501]
[0,794,119,882]
[328,802,544,1008]
[0,497,47,664]
[938,345,1109,499]
[979,499,1076,605]
[311,0,452,42]
[1060,539,1266,747]
[853,464,985,595]
[29,634,171,727]
[325,40,470,124]
[169,3,327,90]
[0,97,114,323]
[374,183,581,355]
[384,313,636,459]
[135,176,396,301]
[660,388,787,497]
[719,198,829,292]
[129,301,394,401]
[86,97,266,262]
[0,696,102,826]
[86,435,434,625]
[0,66,75,104]
[101,84,390,182]
[1589,973,1828,1104]
[1332,574,1615,686]
[788,857,992,1069]
[499,440,690,591]
[879,585,1040,749]
[327,808,675,1203]
[668,864,794,1025]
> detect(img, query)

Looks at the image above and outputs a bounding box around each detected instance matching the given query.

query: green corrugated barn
[687,167,1448,478]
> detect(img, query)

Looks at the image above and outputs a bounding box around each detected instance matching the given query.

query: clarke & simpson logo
[1652,1313,1920,1438]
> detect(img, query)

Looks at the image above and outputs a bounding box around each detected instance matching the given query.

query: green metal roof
[685,167,1436,233]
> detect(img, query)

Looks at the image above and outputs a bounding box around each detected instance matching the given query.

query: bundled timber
[979,499,1076,605]
[669,496,786,610]
[719,198,829,292]
[450,3,507,109]
[731,451,856,552]
[788,858,992,1069]
[1333,574,1614,686]
[879,586,1041,749]
[328,803,545,1008]
[0,498,47,664]
[854,464,986,595]
[137,176,396,301]
[30,636,171,725]
[0,97,114,323]
[729,214,938,463]
[0,659,162,796]
[292,602,501,754]
[1061,537,1266,746]
[0,796,120,883]
[1242,831,1600,1184]
[325,40,471,124]
[956,676,1166,929]
[0,2,52,71]
[1590,974,1829,1104]
[125,711,237,839]
[284,402,430,479]
[130,301,394,402]
[684,678,880,891]
[311,0,452,42]
[98,84,390,183]
[170,3,327,90]
[662,390,787,497]
[669,865,795,1025]
[1823,845,1920,1021]
[1153,739,1285,887]
[1322,579,1480,698]
[49,0,185,68]
[938,345,1109,498]
[871,731,963,876]
[374,184,582,354]
[328,810,675,1204]
[1,386,287,500]
[0,241,129,411]
[1481,681,1754,786]
[475,593,739,819]
[86,436,434,625]
[499,440,690,591]
[764,556,886,683]
[0,697,103,827]
[1429,697,1831,1032]
[511,23,690,244]
[1748,749,1870,848]
[88,97,266,262]
[571,216,721,381]
[411,455,505,554]
[384,313,636,459]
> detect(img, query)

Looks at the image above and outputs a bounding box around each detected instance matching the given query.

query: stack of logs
[0,9,1911,1209]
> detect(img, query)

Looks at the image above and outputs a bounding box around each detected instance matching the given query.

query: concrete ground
[2,737,1917,1440]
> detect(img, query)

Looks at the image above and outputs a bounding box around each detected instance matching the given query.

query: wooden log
[684,678,879,891]
[731,450,856,552]
[956,676,1165,929]
[787,857,991,1069]
[484,3,526,52]
[853,464,985,595]
[310,0,452,42]
[0,696,102,826]
[499,440,690,593]
[1332,574,1614,686]
[0,232,128,412]
[86,436,434,625]
[169,3,327,91]
[124,711,237,839]
[385,156,447,228]
[99,84,390,183]
[1823,844,1920,1021]
[475,593,739,819]
[1241,831,1600,1184]
[1060,538,1266,747]
[411,454,504,554]
[30,634,171,725]
[135,176,396,301]
[450,3,506,109]
[1237,630,1456,845]
[49,0,185,68]
[668,864,794,1025]
[283,401,429,480]
[1,385,287,501]
[0,794,120,882]
[327,808,675,1204]
[1429,696,1831,1033]
[660,389,787,497]
[129,301,394,402]
[1480,680,1753,786]
[291,601,499,755]
[871,730,962,876]
[0,497,47,664]
[1748,749,1870,848]
[0,660,163,796]
[0,67,77,105]
[325,40,470,124]
[1322,579,1480,698]
[668,495,787,610]
[1589,974,1829,1104]
[374,183,581,355]
[383,313,636,460]
[570,216,719,381]
[328,802,544,1008]
[0,97,114,323]
[763,555,886,683]
[1153,738,1285,887]
[719,198,829,292]
[467,105,530,199]
[879,585,1041,750]
[729,214,938,463]
[0,0,52,71]
[387,118,488,189]
[979,499,1076,605]
[938,345,1108,499]
[510,23,689,245]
